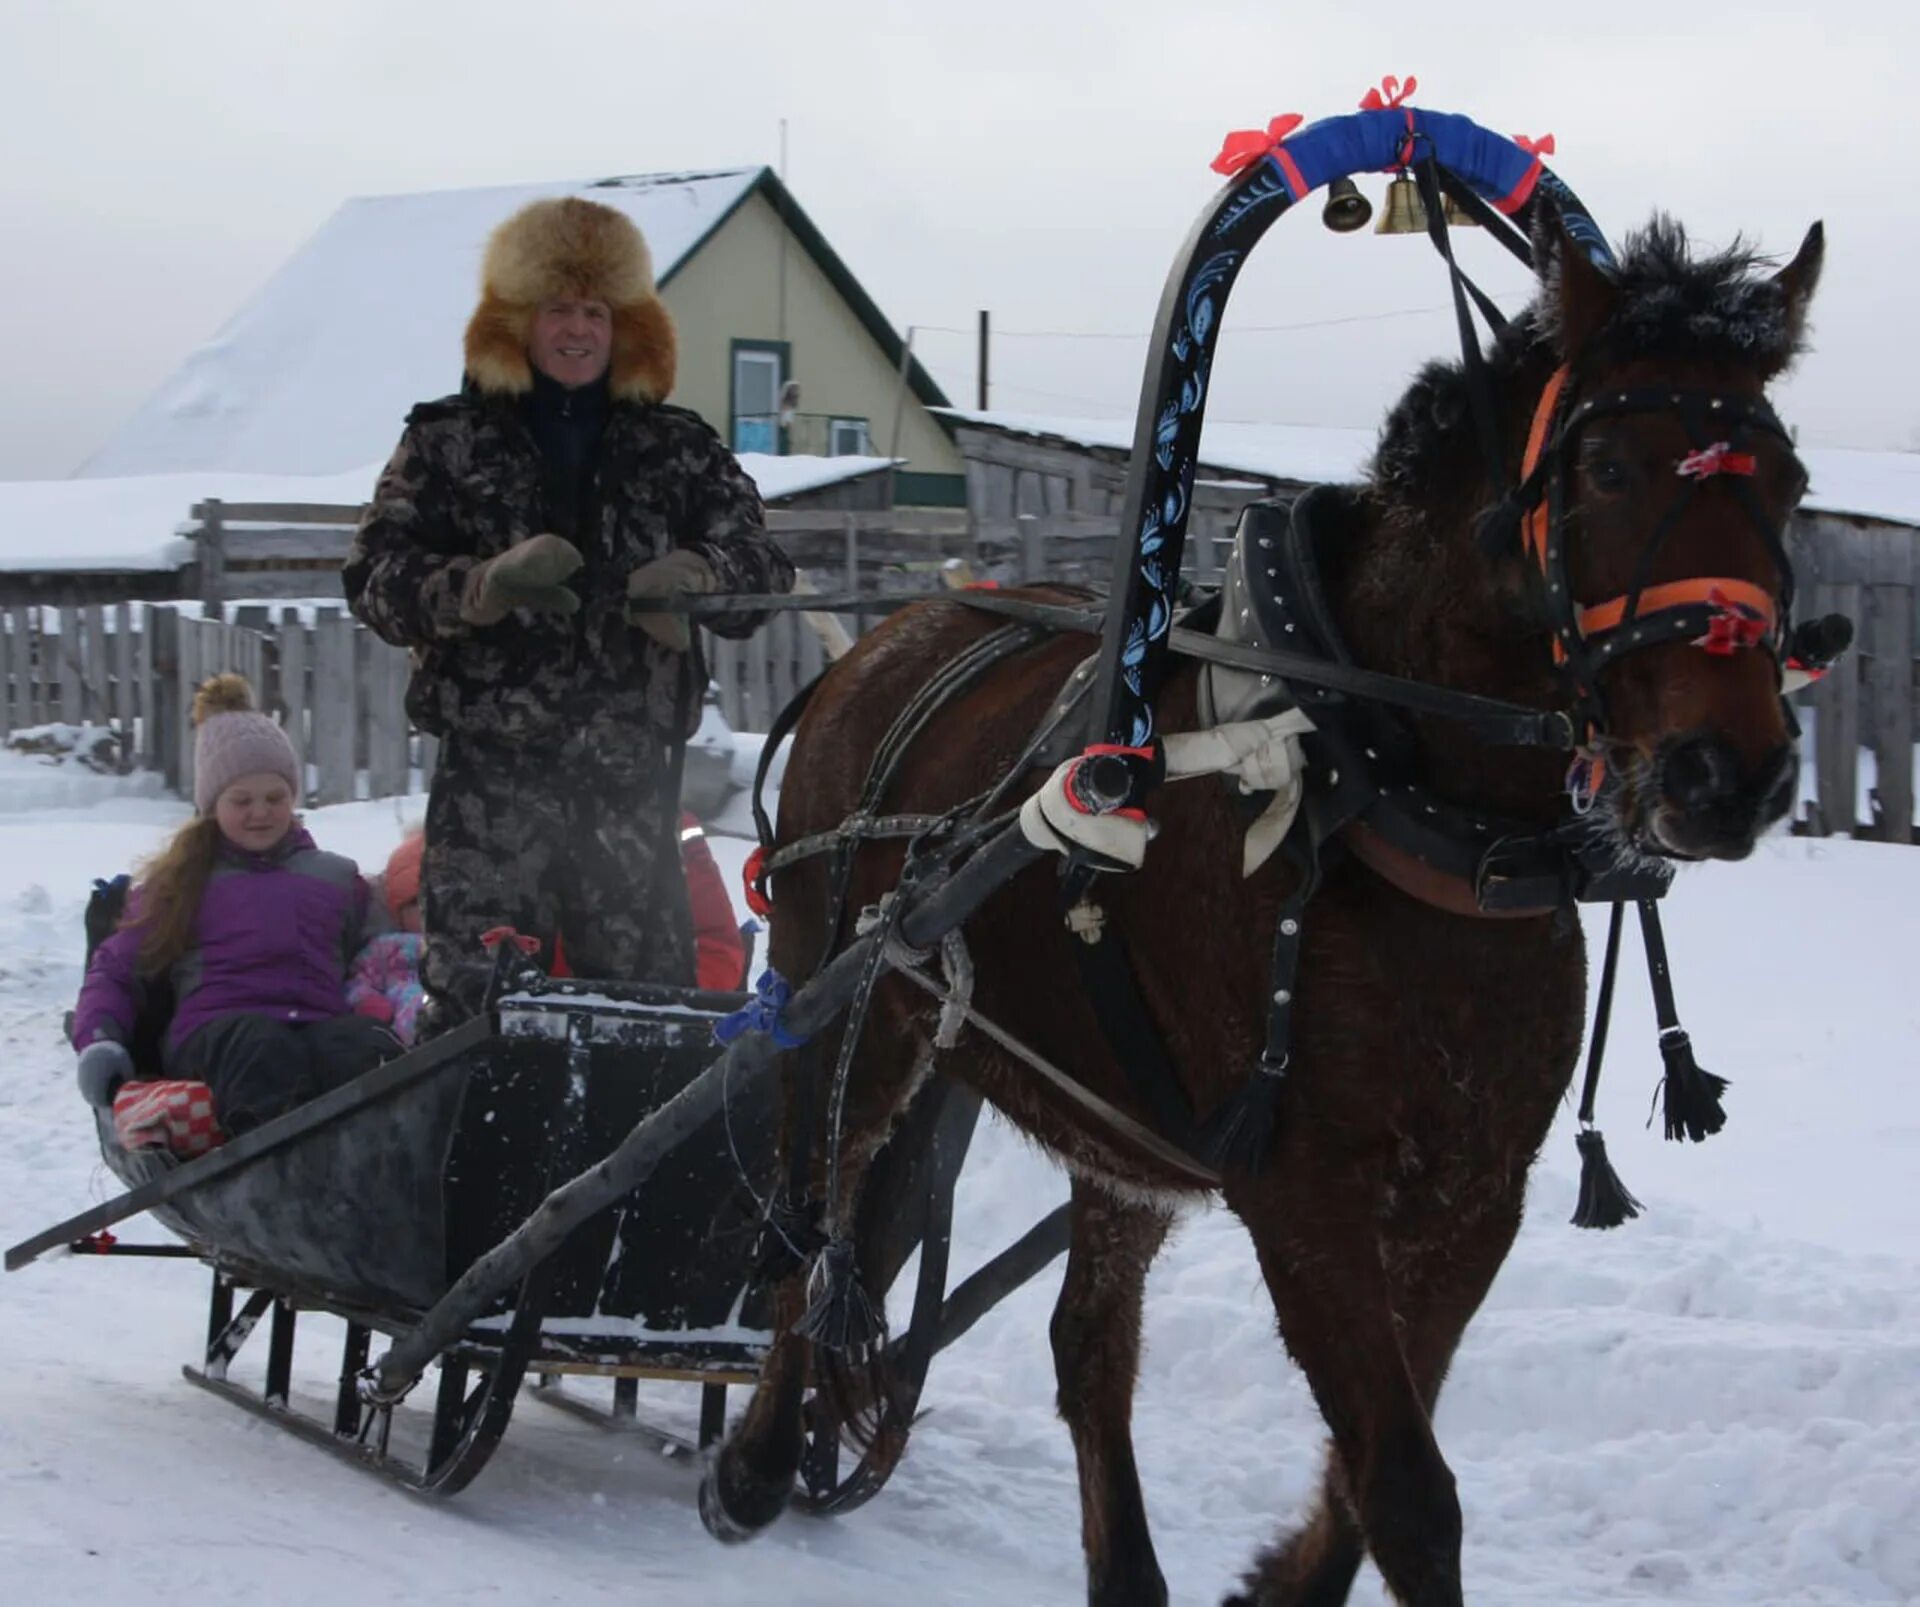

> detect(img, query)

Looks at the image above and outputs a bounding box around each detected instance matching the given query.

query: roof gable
[662,170,950,417]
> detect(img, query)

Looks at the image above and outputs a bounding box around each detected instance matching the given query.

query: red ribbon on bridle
[1676,440,1758,480]
[1209,114,1304,176]
[741,843,773,917]
[1359,74,1417,110]
[1512,132,1556,156]
[1693,587,1771,657]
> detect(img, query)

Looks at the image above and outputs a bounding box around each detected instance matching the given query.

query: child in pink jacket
[346,834,426,1044]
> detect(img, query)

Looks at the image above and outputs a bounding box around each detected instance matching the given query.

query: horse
[702,208,1824,1607]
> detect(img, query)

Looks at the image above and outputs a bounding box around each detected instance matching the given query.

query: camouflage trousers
[421,726,694,1017]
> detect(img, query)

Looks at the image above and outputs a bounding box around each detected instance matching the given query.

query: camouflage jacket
[344,392,794,746]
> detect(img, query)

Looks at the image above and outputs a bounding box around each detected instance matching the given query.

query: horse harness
[740,195,1854,1199]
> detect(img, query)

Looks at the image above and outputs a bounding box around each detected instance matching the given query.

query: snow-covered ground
[1,746,1916,1605]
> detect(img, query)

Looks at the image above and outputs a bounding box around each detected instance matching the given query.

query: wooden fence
[0,602,435,806]
[6,501,1917,842]
[1797,512,1915,842]
[0,602,839,806]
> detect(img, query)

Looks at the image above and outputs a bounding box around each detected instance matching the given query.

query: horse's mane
[1370,215,1814,521]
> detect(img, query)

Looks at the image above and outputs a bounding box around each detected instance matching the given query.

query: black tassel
[796,1238,884,1357]
[1205,1057,1288,1173]
[1570,1129,1643,1230]
[1658,1029,1728,1143]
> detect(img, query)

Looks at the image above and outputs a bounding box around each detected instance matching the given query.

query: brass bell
[1321,177,1372,234]
[1374,173,1427,235]
[1441,194,1480,228]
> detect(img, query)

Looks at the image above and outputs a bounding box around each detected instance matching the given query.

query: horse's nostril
[1663,737,1739,812]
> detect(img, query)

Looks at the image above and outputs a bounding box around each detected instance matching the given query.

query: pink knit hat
[192,673,300,813]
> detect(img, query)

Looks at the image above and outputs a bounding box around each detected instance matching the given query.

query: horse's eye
[1583,457,1629,493]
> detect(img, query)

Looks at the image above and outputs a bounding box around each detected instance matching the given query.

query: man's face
[528,297,613,388]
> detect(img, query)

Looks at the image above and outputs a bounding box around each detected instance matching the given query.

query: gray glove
[460,534,585,626]
[77,1039,134,1109]
[625,549,718,652]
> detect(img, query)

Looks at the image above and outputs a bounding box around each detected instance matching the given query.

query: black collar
[1218,488,1673,915]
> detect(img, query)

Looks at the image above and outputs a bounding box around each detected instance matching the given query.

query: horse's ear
[1537,208,1618,359]
[1771,222,1824,358]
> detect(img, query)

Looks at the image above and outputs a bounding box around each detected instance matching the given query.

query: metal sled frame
[176,1253,767,1495]
[9,979,1071,1511]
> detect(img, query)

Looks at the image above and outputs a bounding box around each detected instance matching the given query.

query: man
[344,196,793,1018]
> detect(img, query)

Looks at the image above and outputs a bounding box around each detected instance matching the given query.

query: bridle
[1510,367,1802,751]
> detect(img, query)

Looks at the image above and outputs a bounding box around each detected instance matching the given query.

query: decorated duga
[9,75,1849,1607]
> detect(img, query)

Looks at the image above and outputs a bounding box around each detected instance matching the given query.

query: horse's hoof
[698,1450,786,1544]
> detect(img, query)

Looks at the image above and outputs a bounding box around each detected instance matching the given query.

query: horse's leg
[1052,1178,1175,1607]
[1222,1449,1364,1607]
[1227,1159,1464,1607]
[699,1271,811,1541]
[701,1022,933,1541]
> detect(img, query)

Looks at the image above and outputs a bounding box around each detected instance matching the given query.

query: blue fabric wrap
[1267,108,1541,210]
[713,968,809,1049]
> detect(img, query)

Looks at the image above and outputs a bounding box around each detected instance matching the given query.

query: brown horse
[703,213,1823,1606]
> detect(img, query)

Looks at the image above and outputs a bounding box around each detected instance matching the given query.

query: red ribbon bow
[479,924,542,955]
[1694,588,1770,656]
[741,844,773,917]
[1512,132,1556,156]
[1359,74,1417,111]
[1676,440,1758,480]
[1210,114,1304,177]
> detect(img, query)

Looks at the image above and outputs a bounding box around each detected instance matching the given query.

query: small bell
[1321,178,1372,234]
[1441,194,1481,228]
[1374,173,1427,235]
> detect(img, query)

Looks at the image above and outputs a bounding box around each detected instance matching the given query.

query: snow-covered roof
[0,452,891,574]
[78,170,764,481]
[943,409,1920,528]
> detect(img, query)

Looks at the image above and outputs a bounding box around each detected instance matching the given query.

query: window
[828,417,871,457]
[730,341,787,455]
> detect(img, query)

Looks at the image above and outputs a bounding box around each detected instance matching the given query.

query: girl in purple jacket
[72,674,398,1134]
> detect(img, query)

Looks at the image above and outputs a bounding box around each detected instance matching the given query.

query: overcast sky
[2,0,1914,480]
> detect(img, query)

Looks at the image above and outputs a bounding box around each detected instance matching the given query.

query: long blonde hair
[125,815,223,974]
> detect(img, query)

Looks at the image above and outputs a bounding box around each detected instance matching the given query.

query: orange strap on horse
[1518,364,1570,570]
[1577,580,1776,652]
[1519,365,1780,667]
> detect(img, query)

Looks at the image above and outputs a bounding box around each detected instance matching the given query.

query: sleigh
[9,942,1067,1503]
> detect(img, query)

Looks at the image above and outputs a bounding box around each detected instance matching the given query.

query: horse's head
[1523,214,1824,862]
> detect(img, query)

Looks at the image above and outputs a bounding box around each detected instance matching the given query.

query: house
[78,168,965,506]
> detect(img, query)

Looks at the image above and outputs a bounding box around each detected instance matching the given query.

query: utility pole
[977,309,990,411]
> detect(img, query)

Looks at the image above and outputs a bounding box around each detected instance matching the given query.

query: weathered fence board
[57,606,81,725]
[1809,581,1862,835]
[365,635,410,799]
[1867,530,1914,841]
[112,604,135,770]
[173,617,204,800]
[277,609,308,783]
[312,612,357,806]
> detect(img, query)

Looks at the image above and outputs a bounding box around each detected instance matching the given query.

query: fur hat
[192,674,300,815]
[463,196,677,404]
